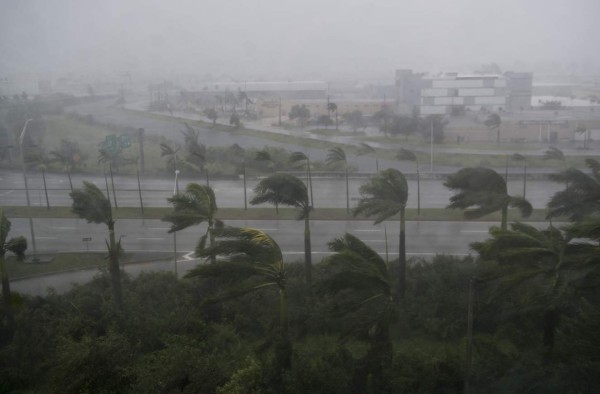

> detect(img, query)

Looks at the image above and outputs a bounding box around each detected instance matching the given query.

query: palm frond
[354,169,408,224]
[396,148,416,162]
[356,143,375,156]
[326,147,346,166]
[69,181,112,225]
[6,236,27,260]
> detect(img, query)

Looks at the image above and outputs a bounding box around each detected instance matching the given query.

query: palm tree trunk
[209,219,216,265]
[398,208,406,300]
[109,165,118,210]
[345,167,349,214]
[304,212,312,287]
[543,307,558,360]
[501,205,508,230]
[1,254,11,309]
[41,167,50,209]
[307,159,314,208]
[67,168,73,192]
[523,163,527,198]
[416,161,421,217]
[278,287,291,370]
[107,221,123,309]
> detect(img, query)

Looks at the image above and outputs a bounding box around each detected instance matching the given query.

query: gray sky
[1,0,598,81]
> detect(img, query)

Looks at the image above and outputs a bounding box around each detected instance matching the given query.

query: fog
[1,0,599,82]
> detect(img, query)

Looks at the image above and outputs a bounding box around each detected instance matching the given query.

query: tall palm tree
[162,183,221,263]
[187,226,291,369]
[289,151,314,208]
[0,209,27,336]
[254,148,274,174]
[484,113,501,144]
[396,148,421,216]
[547,158,600,221]
[317,233,394,393]
[511,153,528,198]
[327,146,350,214]
[70,182,123,308]
[356,142,378,172]
[327,102,338,130]
[471,222,600,356]
[250,174,312,287]
[543,146,567,169]
[354,168,409,300]
[444,167,532,230]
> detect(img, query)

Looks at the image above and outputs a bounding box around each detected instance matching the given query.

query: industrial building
[395,69,532,115]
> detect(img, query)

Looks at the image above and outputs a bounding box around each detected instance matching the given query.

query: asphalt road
[0,169,563,209]
[8,217,511,259]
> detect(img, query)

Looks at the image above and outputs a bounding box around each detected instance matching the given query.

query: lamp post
[19,119,37,261]
[173,168,180,277]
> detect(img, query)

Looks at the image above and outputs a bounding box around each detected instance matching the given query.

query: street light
[19,118,37,261]
[173,169,180,277]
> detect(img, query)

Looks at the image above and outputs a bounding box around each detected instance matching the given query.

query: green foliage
[70,181,113,226]
[547,159,600,221]
[354,168,408,224]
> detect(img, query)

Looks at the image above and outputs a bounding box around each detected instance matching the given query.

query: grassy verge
[2,205,554,222]
[6,252,111,279]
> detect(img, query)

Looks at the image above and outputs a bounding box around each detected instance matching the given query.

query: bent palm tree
[187,226,291,369]
[0,209,27,336]
[484,113,501,144]
[354,168,408,300]
[289,151,314,208]
[471,222,600,356]
[317,233,394,393]
[327,146,350,214]
[162,183,221,263]
[250,174,312,287]
[512,153,528,198]
[357,142,378,172]
[444,167,532,230]
[70,182,123,308]
[397,148,421,216]
[547,158,600,221]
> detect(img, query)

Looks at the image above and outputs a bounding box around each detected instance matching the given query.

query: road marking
[0,190,14,197]
[182,251,196,260]
[137,237,165,241]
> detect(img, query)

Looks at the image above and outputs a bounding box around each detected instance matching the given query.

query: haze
[1,0,599,81]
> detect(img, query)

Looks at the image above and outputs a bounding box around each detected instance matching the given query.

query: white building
[396,70,532,115]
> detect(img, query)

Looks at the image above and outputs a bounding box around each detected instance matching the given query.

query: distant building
[395,69,532,115]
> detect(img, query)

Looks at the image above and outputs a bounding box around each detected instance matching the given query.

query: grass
[2,205,554,222]
[6,252,112,279]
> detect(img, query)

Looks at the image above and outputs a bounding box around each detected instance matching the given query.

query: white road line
[0,190,14,197]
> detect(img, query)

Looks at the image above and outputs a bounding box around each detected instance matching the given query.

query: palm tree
[354,168,409,300]
[187,226,291,369]
[327,146,350,214]
[575,123,589,149]
[511,153,528,198]
[444,167,532,230]
[0,209,27,336]
[317,233,394,393]
[471,222,600,357]
[162,183,221,263]
[396,148,421,216]
[254,148,274,174]
[289,151,314,208]
[327,102,338,130]
[543,146,567,169]
[356,142,378,172]
[484,113,501,144]
[70,182,123,308]
[250,174,312,287]
[547,158,600,221]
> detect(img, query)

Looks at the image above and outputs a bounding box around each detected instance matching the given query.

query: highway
[0,169,562,209]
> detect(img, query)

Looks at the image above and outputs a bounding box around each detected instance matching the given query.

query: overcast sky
[1,0,598,81]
